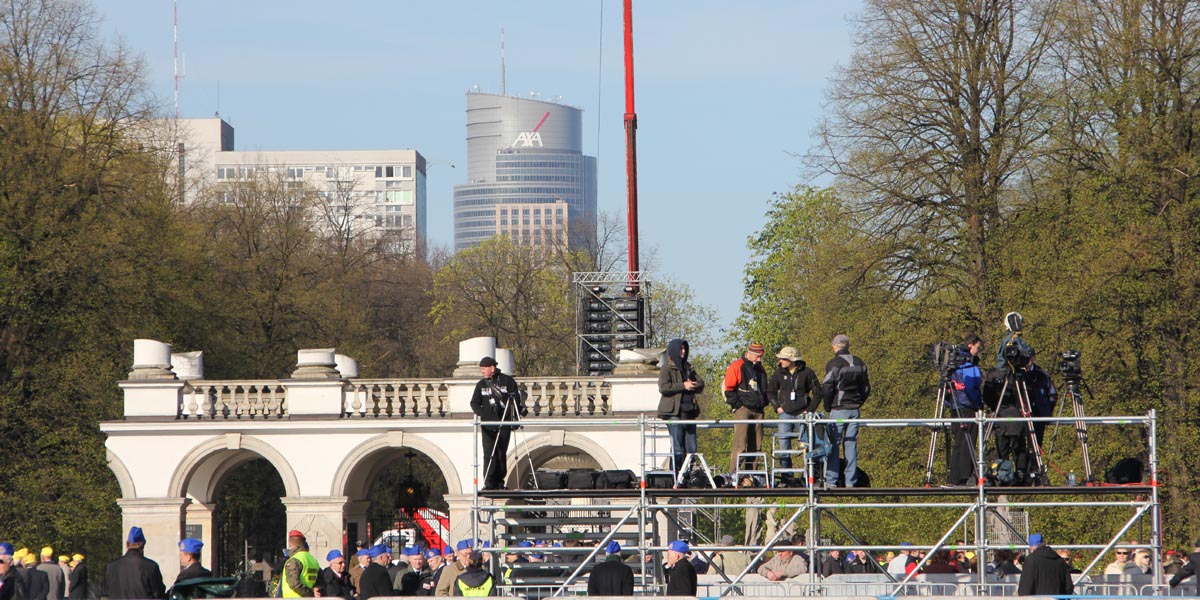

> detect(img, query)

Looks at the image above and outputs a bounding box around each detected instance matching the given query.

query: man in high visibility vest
[452,551,494,597]
[281,530,318,597]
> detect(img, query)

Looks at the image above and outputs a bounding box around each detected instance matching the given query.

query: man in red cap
[724,342,769,475]
[281,530,318,597]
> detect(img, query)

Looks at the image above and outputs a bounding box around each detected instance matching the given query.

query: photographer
[947,335,984,485]
[470,356,525,490]
[1024,350,1057,447]
[657,339,706,478]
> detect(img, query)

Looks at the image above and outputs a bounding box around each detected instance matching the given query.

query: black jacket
[103,549,165,600]
[822,350,870,410]
[24,566,48,600]
[820,555,846,577]
[658,339,705,419]
[357,563,393,600]
[1169,551,1200,588]
[173,562,212,585]
[470,371,524,429]
[767,363,821,415]
[664,558,697,596]
[587,557,634,596]
[1017,545,1073,596]
[1,568,27,600]
[66,563,86,600]
[316,567,354,600]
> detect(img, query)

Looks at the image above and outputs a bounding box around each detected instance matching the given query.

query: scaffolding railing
[469,410,1160,597]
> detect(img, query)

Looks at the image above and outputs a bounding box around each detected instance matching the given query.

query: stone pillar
[444,494,483,546]
[117,497,189,584]
[184,501,215,570]
[281,496,347,564]
[344,500,370,549]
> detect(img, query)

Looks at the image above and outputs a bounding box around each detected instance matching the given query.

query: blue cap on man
[369,544,390,558]
[424,548,439,560]
[355,548,371,558]
[128,527,146,544]
[442,545,453,557]
[326,550,343,562]
[0,543,13,556]
[456,539,474,552]
[605,541,621,554]
[178,538,203,554]
[402,546,419,557]
[668,540,689,554]
[1028,533,1044,546]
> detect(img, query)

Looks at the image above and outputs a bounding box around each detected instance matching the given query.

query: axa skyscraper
[453,92,597,251]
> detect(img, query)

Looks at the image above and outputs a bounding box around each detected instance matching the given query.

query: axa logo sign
[511,111,551,148]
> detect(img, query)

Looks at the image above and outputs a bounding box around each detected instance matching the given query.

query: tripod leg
[1070,385,1095,482]
[1016,378,1048,485]
[924,386,946,486]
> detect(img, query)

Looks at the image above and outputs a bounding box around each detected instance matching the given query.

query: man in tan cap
[724,342,770,475]
[767,346,821,484]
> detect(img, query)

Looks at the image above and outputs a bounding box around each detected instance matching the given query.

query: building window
[402,165,412,178]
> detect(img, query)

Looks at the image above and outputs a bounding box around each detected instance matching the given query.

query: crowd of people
[0,544,89,600]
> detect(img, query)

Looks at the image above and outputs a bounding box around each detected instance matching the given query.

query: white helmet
[1004,312,1024,333]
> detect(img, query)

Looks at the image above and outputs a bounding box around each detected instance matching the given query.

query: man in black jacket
[357,546,393,600]
[822,334,870,488]
[1169,539,1200,591]
[470,356,525,490]
[66,554,87,600]
[664,540,696,596]
[587,542,633,596]
[103,527,166,600]
[1017,534,1072,596]
[23,554,48,600]
[174,538,212,584]
[316,550,354,600]
[767,346,821,477]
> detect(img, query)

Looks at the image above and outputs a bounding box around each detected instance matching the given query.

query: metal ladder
[734,452,771,488]
[771,432,807,486]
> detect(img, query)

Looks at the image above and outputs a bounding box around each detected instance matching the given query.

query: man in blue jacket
[948,335,984,485]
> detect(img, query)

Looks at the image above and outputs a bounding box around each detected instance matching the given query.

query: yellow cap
[40,546,53,558]
[13,548,28,560]
[57,555,68,563]
[23,554,37,566]
[965,551,976,559]
[72,553,84,562]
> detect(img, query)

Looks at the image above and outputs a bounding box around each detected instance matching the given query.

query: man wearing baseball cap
[586,541,633,596]
[175,538,212,584]
[470,356,525,491]
[664,540,697,596]
[281,530,318,597]
[358,546,393,600]
[724,342,770,474]
[103,527,165,599]
[1017,534,1072,596]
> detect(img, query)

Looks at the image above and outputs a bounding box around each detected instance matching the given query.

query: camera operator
[947,335,984,485]
[995,312,1034,370]
[985,348,1035,486]
[1024,349,1058,447]
[470,356,525,490]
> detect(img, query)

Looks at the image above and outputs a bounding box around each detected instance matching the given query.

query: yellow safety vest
[456,574,495,597]
[282,550,320,597]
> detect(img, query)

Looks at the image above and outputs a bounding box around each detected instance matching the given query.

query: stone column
[444,494,485,546]
[117,497,189,584]
[281,496,347,564]
[344,500,370,549]
[184,501,215,570]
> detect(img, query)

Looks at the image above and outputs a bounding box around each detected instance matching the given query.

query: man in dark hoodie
[767,346,821,479]
[657,339,705,479]
[470,356,525,490]
[1017,534,1072,596]
[451,552,494,596]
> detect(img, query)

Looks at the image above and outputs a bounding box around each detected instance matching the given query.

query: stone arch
[168,435,300,503]
[507,431,617,487]
[106,448,137,498]
[331,432,463,499]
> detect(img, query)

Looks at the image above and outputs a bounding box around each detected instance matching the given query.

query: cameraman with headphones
[470,356,526,490]
[947,335,984,485]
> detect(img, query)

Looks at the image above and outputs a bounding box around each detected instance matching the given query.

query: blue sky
[99,1,861,346]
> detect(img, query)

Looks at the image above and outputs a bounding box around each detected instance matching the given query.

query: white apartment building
[174,118,427,258]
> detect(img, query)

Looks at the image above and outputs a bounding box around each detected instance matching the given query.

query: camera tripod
[983,365,1050,486]
[1047,374,1095,483]
[923,366,978,487]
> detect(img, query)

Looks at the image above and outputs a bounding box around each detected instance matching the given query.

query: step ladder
[734,452,771,488]
[644,422,676,485]
[677,453,717,488]
[771,432,807,487]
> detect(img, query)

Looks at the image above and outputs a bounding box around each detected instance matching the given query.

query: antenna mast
[623,0,640,281]
[500,28,506,96]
